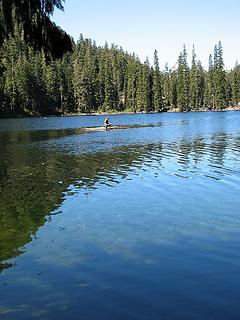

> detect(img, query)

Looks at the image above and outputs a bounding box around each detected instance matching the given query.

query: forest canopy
[0,0,239,116]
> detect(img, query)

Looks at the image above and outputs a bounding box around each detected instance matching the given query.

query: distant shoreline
[72,106,240,116]
[1,106,240,119]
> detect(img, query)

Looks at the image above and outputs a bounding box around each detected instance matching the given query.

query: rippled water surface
[1,112,240,320]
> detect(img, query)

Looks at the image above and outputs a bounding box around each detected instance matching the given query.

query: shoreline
[1,106,240,119]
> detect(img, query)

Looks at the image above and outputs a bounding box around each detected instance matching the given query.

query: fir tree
[204,54,214,109]
[103,51,115,111]
[190,46,205,110]
[153,50,163,111]
[126,60,135,111]
[177,45,190,111]
[212,41,226,109]
[141,58,152,112]
[230,62,240,106]
[190,45,198,109]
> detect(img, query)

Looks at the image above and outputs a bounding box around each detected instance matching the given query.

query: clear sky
[53,0,240,70]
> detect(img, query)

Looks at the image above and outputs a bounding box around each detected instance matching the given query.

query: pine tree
[162,63,177,110]
[126,57,138,111]
[1,26,31,113]
[141,58,152,112]
[196,61,205,109]
[204,54,214,109]
[76,41,97,112]
[109,44,121,111]
[190,45,198,110]
[153,50,163,111]
[72,37,90,113]
[190,46,205,110]
[58,53,75,113]
[230,62,240,106]
[115,48,127,111]
[177,45,190,111]
[163,64,171,108]
[103,51,115,111]
[45,60,60,112]
[96,48,106,109]
[212,41,226,109]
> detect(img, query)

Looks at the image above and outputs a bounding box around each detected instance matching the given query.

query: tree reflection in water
[0,128,240,268]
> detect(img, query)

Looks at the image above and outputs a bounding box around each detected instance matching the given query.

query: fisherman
[104,117,111,130]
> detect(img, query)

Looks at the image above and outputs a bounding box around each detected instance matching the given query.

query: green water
[0,112,240,319]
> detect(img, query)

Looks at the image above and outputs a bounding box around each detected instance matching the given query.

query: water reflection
[1,126,240,268]
[1,114,240,320]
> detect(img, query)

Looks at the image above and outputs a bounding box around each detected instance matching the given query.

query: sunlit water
[0,112,240,320]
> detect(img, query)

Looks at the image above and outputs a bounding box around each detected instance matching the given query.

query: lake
[0,111,240,320]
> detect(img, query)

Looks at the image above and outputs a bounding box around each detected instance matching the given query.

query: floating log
[81,125,129,132]
[80,123,162,133]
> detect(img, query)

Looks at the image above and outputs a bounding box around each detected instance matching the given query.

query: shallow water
[0,112,240,320]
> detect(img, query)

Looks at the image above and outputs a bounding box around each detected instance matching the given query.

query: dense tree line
[0,31,239,116]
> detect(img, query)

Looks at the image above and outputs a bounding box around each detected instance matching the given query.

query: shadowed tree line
[0,0,72,58]
[0,1,239,116]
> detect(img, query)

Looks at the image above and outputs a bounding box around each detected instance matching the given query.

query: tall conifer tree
[153,50,163,111]
[177,45,190,111]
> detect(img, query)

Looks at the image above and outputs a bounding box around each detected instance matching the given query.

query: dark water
[0,112,240,320]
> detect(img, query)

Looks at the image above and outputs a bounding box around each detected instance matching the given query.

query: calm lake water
[0,112,240,320]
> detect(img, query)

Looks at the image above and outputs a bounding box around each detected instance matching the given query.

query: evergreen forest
[0,0,239,117]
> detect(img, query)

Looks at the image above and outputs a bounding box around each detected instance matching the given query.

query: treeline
[0,31,240,116]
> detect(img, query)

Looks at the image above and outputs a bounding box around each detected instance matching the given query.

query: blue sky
[53,0,240,70]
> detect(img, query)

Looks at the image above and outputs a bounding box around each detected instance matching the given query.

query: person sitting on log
[104,117,111,130]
